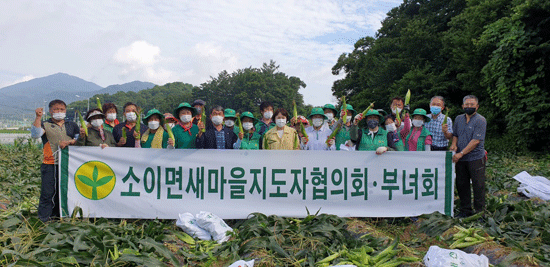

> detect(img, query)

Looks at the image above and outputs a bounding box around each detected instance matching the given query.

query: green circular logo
[74,161,116,200]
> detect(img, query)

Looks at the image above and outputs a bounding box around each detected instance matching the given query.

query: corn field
[1,138,549,266]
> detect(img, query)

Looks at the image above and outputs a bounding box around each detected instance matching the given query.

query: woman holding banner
[323,104,338,129]
[172,102,199,149]
[102,103,119,133]
[350,109,395,154]
[405,108,433,151]
[383,115,405,151]
[334,104,357,150]
[113,102,148,148]
[235,111,262,150]
[140,109,174,149]
[262,108,300,150]
[300,107,336,150]
[76,108,116,148]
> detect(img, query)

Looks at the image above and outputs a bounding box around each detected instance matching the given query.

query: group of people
[31,95,486,221]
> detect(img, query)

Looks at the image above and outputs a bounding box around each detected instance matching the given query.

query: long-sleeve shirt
[112,121,149,148]
[263,126,300,150]
[75,127,117,147]
[397,114,412,143]
[300,124,335,150]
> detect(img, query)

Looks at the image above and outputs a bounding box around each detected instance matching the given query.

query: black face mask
[367,120,378,129]
[464,107,476,115]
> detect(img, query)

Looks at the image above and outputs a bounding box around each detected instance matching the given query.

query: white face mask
[346,116,352,122]
[167,123,175,128]
[276,118,287,128]
[225,120,235,127]
[211,115,224,125]
[386,123,397,132]
[412,119,424,127]
[263,111,273,120]
[180,114,192,123]
[52,112,66,120]
[325,113,334,121]
[242,122,254,131]
[125,112,137,122]
[392,107,402,114]
[312,118,324,127]
[148,121,160,130]
[90,119,103,128]
[106,113,117,121]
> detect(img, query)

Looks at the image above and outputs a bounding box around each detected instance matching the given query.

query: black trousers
[38,164,60,222]
[455,158,486,214]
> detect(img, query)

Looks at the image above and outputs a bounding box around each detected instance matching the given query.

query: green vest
[335,126,351,151]
[255,121,276,136]
[241,132,261,150]
[103,122,114,133]
[395,139,405,151]
[172,124,199,149]
[388,131,405,151]
[357,128,388,151]
[405,127,431,151]
[233,126,240,135]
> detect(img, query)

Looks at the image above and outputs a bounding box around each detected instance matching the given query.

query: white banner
[59,147,454,219]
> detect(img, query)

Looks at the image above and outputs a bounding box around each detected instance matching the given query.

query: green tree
[68,82,194,117]
[480,0,550,150]
[442,0,521,134]
[192,60,308,117]
[332,0,466,112]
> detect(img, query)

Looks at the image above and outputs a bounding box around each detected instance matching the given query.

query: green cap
[240,111,258,124]
[411,108,431,123]
[364,109,384,122]
[339,104,357,117]
[173,102,197,117]
[224,108,237,118]
[323,104,338,115]
[308,107,328,120]
[143,109,165,124]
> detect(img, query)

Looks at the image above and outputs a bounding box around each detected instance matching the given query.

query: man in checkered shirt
[425,96,453,150]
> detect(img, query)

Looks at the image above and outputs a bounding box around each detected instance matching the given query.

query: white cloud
[114,41,160,67]
[113,41,175,84]
[186,42,239,82]
[0,0,400,105]
[0,75,35,88]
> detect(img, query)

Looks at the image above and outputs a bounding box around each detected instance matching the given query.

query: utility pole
[75,95,90,111]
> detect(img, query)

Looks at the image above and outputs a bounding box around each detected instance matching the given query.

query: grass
[1,138,549,266]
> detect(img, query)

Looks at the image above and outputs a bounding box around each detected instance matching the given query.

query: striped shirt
[425,113,453,147]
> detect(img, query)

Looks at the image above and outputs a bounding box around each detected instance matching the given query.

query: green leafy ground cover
[1,139,549,266]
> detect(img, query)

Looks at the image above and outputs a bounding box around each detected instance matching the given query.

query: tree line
[68,61,311,120]
[332,0,549,152]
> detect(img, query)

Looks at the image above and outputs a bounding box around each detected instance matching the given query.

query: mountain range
[0,73,155,116]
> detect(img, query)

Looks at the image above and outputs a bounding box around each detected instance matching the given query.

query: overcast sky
[0,0,401,106]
